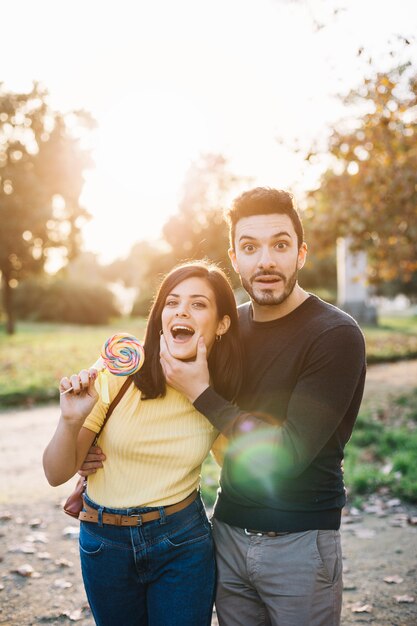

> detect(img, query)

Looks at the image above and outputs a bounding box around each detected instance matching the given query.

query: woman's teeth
[171,325,195,341]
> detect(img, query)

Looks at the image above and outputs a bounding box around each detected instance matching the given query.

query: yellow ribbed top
[83,374,218,508]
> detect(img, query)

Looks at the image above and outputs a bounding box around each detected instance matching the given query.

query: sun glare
[78,87,211,262]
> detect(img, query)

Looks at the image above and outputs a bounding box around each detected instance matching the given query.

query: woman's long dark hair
[134,260,242,402]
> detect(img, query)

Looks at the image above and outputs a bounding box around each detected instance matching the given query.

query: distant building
[337,237,377,325]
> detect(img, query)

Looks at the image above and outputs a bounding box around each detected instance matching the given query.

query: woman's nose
[175,308,189,317]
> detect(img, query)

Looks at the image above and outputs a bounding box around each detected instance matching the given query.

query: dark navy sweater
[194,295,366,532]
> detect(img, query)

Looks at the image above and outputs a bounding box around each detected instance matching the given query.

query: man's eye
[243,244,255,252]
[275,242,288,249]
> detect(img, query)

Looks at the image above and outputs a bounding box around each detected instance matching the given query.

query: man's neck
[251,285,310,322]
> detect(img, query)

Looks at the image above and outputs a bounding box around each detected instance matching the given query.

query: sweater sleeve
[194,324,366,479]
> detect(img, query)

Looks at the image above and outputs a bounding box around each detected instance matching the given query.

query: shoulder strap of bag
[93,376,134,443]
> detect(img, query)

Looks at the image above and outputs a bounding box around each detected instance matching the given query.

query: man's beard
[241,265,298,306]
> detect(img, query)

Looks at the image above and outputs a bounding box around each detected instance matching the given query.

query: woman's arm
[43,368,100,486]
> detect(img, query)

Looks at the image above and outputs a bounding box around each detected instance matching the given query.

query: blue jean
[79,492,215,626]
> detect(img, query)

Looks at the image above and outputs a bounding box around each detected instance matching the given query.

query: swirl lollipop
[61,333,145,402]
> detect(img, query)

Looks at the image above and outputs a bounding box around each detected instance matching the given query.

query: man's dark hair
[225,187,304,250]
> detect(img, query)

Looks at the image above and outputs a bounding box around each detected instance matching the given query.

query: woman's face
[161,276,230,361]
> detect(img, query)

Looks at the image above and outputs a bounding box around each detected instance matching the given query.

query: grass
[363,315,417,363]
[0,319,147,406]
[343,387,417,503]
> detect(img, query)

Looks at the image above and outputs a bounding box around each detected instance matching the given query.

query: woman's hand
[60,368,99,425]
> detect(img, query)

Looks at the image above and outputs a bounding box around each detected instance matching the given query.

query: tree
[122,153,250,315]
[161,153,250,279]
[306,66,417,287]
[0,82,94,333]
[103,240,165,317]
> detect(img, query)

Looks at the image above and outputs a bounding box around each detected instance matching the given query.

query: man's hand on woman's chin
[160,335,210,403]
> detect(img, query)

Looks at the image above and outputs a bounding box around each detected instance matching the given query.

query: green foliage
[0,82,94,333]
[13,278,120,325]
[363,315,417,362]
[344,389,417,502]
[306,66,417,287]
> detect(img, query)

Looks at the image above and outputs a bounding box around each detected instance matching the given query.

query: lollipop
[61,333,145,402]
[100,333,145,376]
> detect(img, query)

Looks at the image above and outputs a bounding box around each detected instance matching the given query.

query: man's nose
[258,247,276,269]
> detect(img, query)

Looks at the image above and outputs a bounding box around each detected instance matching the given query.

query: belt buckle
[244,528,263,536]
[130,514,143,526]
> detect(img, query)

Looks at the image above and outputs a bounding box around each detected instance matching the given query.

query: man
[159,187,366,626]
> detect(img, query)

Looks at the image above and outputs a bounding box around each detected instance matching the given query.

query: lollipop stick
[59,358,105,396]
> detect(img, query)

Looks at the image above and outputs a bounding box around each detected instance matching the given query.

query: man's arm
[78,446,106,477]
[162,326,366,479]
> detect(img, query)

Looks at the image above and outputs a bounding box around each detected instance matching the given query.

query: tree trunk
[1,271,15,335]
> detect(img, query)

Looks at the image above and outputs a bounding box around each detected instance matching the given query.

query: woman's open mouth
[170,325,196,343]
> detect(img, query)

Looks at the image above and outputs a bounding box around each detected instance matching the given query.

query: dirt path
[1,361,417,625]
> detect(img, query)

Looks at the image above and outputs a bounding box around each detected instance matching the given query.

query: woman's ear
[216,315,231,337]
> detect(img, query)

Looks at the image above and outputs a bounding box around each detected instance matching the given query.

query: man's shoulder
[307,295,362,331]
[306,296,366,357]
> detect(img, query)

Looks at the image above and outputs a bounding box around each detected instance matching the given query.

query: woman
[43,260,242,626]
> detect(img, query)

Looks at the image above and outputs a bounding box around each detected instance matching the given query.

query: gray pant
[212,519,342,626]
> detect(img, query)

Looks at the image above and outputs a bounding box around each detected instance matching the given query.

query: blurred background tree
[305,65,417,292]
[0,82,94,333]
[111,153,250,316]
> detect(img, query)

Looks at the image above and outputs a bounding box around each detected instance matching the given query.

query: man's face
[229,213,307,307]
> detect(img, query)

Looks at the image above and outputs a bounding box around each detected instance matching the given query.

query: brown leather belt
[79,491,198,527]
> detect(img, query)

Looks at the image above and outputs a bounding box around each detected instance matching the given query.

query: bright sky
[2,0,417,263]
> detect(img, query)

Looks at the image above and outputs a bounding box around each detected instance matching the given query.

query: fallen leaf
[387,498,401,507]
[390,519,406,528]
[28,518,43,527]
[394,595,415,603]
[55,558,74,568]
[61,609,84,621]
[54,578,73,589]
[13,564,38,577]
[383,575,403,584]
[351,603,373,613]
[62,526,80,539]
